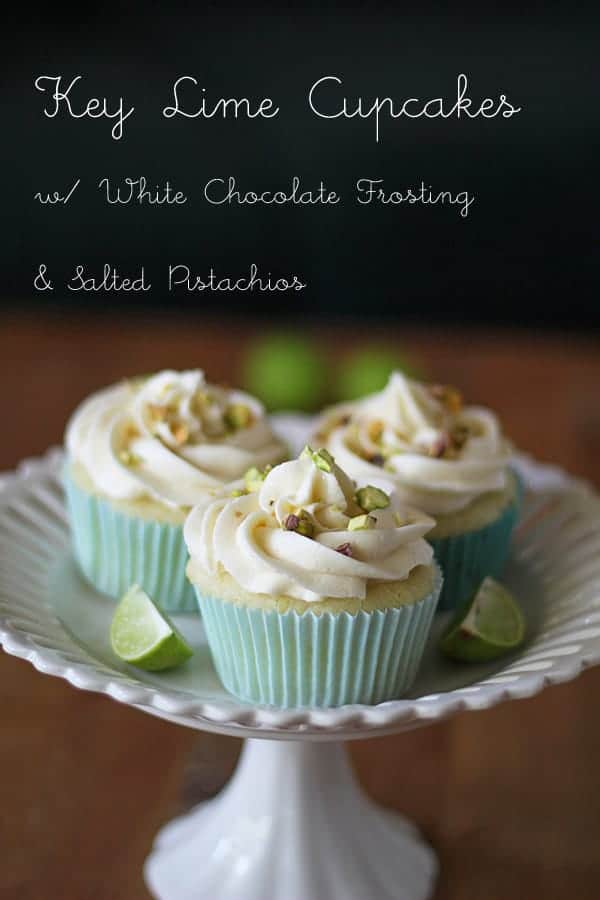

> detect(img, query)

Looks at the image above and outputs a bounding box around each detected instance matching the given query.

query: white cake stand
[1,442,600,900]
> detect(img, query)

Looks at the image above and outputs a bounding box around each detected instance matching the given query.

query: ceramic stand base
[145,738,437,900]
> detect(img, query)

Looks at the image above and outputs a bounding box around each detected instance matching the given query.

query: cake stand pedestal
[146,738,435,900]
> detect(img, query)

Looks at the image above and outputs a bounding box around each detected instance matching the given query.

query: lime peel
[110,584,193,671]
[440,577,525,663]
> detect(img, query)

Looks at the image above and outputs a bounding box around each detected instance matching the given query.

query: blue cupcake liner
[63,467,196,612]
[430,477,522,613]
[193,565,442,708]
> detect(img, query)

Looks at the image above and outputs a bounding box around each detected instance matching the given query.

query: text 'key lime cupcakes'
[64,369,287,612]
[184,447,442,708]
[313,371,521,612]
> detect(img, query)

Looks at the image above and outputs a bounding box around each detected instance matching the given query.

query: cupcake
[64,369,287,611]
[184,446,441,707]
[314,372,520,612]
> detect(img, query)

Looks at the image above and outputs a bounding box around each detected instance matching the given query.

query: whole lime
[243,334,327,411]
[336,347,424,402]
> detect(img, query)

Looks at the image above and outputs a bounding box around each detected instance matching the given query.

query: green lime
[110,584,194,671]
[242,334,327,411]
[336,347,424,402]
[440,577,525,663]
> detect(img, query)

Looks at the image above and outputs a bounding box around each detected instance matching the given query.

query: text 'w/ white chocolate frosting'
[315,372,512,516]
[66,369,286,508]
[184,448,434,603]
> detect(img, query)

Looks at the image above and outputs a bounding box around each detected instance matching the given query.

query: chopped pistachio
[314,448,335,472]
[301,445,335,473]
[430,384,463,414]
[335,542,354,557]
[171,422,189,445]
[244,464,272,492]
[245,466,263,492]
[451,424,470,449]
[393,512,406,527]
[355,485,390,513]
[147,403,168,422]
[348,513,376,532]
[119,449,142,467]
[296,518,315,538]
[427,432,450,458]
[367,420,384,443]
[284,513,300,531]
[284,510,315,538]
[190,391,209,416]
[224,403,252,431]
[230,488,247,498]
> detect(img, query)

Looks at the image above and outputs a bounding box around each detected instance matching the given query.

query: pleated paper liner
[194,565,442,708]
[430,477,522,613]
[64,468,196,612]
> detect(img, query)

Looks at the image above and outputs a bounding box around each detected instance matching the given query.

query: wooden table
[2,313,599,900]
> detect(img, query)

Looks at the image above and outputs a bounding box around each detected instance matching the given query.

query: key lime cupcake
[314,372,520,612]
[64,369,287,611]
[184,447,441,707]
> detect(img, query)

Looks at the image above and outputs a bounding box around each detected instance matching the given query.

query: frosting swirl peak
[66,369,286,509]
[315,372,512,515]
[184,448,434,603]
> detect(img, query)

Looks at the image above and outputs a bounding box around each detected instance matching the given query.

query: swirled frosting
[66,370,286,508]
[184,449,434,603]
[314,372,512,515]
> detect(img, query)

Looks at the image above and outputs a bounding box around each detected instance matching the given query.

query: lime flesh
[440,577,525,663]
[110,584,193,671]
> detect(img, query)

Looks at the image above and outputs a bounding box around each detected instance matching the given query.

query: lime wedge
[110,584,193,671]
[440,577,525,663]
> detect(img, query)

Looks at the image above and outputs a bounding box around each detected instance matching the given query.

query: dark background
[5,4,599,326]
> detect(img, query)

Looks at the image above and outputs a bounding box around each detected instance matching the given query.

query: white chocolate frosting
[315,372,512,515]
[184,449,434,603]
[66,370,286,508]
